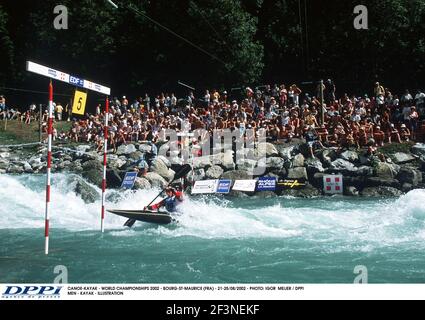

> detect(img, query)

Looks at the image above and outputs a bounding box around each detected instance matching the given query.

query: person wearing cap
[399,123,411,141]
[145,186,183,213]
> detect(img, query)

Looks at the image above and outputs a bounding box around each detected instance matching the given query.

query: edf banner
[121,172,138,189]
[216,180,232,194]
[256,177,276,191]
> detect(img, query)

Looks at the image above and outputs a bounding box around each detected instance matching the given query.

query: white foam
[0,175,424,246]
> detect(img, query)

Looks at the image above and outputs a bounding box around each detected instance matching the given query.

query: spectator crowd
[1,81,425,158]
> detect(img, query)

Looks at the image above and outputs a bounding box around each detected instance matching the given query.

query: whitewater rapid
[0,174,425,249]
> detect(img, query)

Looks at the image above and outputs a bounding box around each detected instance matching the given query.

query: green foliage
[0,0,424,96]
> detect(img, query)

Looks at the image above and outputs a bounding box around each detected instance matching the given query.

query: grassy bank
[0,120,72,145]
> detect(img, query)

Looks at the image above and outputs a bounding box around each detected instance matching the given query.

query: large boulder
[145,172,168,188]
[206,165,224,179]
[221,170,252,181]
[106,168,124,188]
[329,159,358,174]
[292,154,305,167]
[82,159,103,171]
[361,187,403,197]
[320,149,337,166]
[82,169,103,187]
[266,157,285,171]
[134,177,152,190]
[212,150,235,170]
[391,152,416,164]
[280,183,321,198]
[150,158,174,181]
[0,152,10,159]
[305,158,325,174]
[397,167,423,186]
[266,143,279,157]
[411,143,425,157]
[374,162,400,179]
[276,145,296,161]
[187,169,206,184]
[193,156,212,169]
[356,166,374,177]
[287,167,308,180]
[75,179,100,204]
[117,144,137,155]
[365,177,400,188]
[345,186,359,196]
[340,150,359,163]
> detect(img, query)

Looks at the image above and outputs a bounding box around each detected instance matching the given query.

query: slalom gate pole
[101,97,109,233]
[44,81,53,255]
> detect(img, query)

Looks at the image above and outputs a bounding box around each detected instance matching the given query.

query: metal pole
[39,104,43,142]
[45,81,53,255]
[101,97,109,233]
[320,80,324,125]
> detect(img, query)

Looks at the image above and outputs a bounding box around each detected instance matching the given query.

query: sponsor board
[192,180,218,194]
[256,177,276,191]
[216,179,232,194]
[121,172,138,189]
[26,61,111,95]
[323,175,343,194]
[232,180,257,192]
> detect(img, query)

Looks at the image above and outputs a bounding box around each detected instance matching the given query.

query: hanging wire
[126,3,228,67]
[0,86,72,97]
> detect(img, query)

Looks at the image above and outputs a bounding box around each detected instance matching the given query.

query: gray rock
[111,158,127,169]
[75,179,100,204]
[266,157,285,170]
[212,151,235,170]
[397,167,423,186]
[75,145,91,154]
[0,160,9,170]
[221,170,252,181]
[266,143,279,157]
[361,187,403,197]
[150,158,172,180]
[7,165,23,174]
[193,156,212,169]
[227,190,251,198]
[292,154,305,167]
[340,150,359,163]
[330,159,358,173]
[0,152,10,159]
[391,152,416,164]
[145,172,168,188]
[206,165,224,179]
[157,155,171,168]
[356,166,374,177]
[106,169,124,188]
[23,162,33,173]
[276,145,295,161]
[134,177,152,190]
[139,144,152,153]
[188,169,205,183]
[365,177,400,188]
[411,143,425,157]
[82,159,103,171]
[401,183,413,193]
[374,162,401,179]
[345,186,359,196]
[320,149,337,165]
[117,144,137,155]
[359,154,371,166]
[0,169,6,174]
[287,167,308,180]
[82,169,103,187]
[280,183,321,198]
[128,151,143,161]
[305,158,325,174]
[57,160,72,170]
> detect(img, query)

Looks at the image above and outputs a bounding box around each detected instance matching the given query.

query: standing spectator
[325,79,336,104]
[144,94,151,111]
[401,89,413,105]
[408,106,419,140]
[374,82,385,97]
[55,102,63,121]
[414,89,425,118]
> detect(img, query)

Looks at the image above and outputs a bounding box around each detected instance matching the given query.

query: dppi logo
[2,286,62,299]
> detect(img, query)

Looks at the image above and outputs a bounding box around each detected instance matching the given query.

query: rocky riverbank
[1,140,425,201]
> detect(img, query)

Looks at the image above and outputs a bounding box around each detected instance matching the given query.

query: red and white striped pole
[45,81,54,254]
[101,97,109,232]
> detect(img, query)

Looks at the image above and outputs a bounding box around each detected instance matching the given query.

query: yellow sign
[72,90,87,115]
[278,180,306,189]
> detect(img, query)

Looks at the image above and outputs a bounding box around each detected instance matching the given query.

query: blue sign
[216,179,232,194]
[69,75,85,88]
[121,172,138,189]
[256,177,276,191]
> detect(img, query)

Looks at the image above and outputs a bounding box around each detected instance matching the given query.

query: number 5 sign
[72,90,87,115]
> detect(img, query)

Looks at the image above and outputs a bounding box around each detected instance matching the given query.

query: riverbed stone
[361,187,403,197]
[206,165,224,179]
